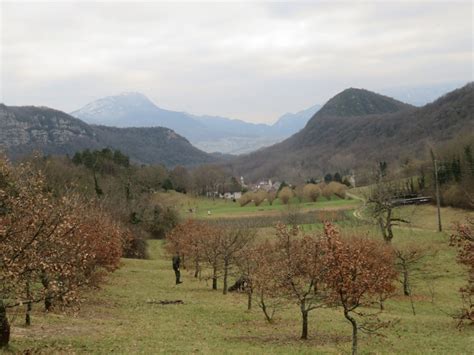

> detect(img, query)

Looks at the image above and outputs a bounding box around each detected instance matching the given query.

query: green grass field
[154,191,360,219]
[4,193,473,354]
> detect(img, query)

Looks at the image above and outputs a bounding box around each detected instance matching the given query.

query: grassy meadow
[4,193,473,354]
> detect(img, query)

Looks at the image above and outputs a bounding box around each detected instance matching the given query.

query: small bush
[253,190,268,206]
[239,192,254,207]
[303,183,321,202]
[278,187,293,205]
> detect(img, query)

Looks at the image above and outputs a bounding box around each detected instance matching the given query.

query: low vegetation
[1,143,473,353]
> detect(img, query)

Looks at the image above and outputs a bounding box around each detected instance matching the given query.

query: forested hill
[0,104,216,167]
[313,87,413,118]
[226,84,474,181]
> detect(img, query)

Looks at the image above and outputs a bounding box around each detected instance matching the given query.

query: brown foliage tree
[236,241,285,321]
[166,219,216,279]
[239,192,253,207]
[219,227,254,295]
[267,191,277,206]
[0,158,126,347]
[252,190,267,207]
[271,224,329,339]
[278,187,293,205]
[450,219,474,325]
[293,185,305,202]
[322,223,397,355]
[303,183,321,202]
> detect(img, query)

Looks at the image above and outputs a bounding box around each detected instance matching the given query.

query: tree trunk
[247,288,252,310]
[379,294,385,311]
[385,209,394,242]
[403,268,410,296]
[212,265,217,290]
[300,302,309,340]
[26,281,32,326]
[259,294,273,323]
[344,309,358,355]
[41,271,52,311]
[0,300,10,348]
[194,259,199,278]
[378,217,388,242]
[386,226,394,243]
[223,259,229,295]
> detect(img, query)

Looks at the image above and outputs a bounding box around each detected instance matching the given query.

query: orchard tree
[200,226,224,290]
[272,224,329,339]
[237,241,285,321]
[322,223,397,355]
[252,190,267,207]
[294,185,305,203]
[393,244,430,315]
[366,181,409,242]
[278,187,293,205]
[450,219,474,325]
[166,220,216,278]
[239,192,254,207]
[0,157,127,347]
[267,191,277,206]
[303,183,321,202]
[219,226,254,295]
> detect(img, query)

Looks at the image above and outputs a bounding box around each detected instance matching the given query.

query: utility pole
[430,149,442,232]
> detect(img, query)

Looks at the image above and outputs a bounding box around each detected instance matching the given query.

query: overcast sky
[1,0,472,123]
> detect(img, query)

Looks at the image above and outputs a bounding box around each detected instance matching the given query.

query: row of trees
[435,141,474,209]
[239,182,348,207]
[166,220,398,354]
[0,157,130,347]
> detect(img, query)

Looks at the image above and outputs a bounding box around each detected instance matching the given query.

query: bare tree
[393,244,430,315]
[366,181,409,242]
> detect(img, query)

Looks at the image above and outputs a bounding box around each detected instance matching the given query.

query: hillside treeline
[392,134,474,210]
[22,149,245,252]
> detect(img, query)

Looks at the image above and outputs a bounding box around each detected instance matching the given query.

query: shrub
[239,192,254,207]
[278,187,293,205]
[303,183,321,202]
[267,191,277,205]
[253,190,267,206]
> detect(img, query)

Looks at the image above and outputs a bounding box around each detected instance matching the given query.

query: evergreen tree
[324,173,333,183]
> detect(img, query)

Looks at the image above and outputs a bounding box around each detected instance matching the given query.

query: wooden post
[430,150,442,232]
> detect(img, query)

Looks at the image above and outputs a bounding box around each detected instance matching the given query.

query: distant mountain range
[380,81,468,107]
[2,83,471,180]
[225,83,474,182]
[71,93,321,154]
[0,104,216,167]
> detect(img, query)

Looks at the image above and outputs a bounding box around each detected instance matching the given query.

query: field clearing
[152,191,360,219]
[6,200,473,354]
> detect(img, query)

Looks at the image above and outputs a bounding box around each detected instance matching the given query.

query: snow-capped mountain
[71,93,320,154]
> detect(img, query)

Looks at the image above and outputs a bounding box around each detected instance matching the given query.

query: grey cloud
[1,1,472,123]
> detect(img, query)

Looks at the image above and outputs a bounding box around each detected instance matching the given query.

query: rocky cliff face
[0,104,96,149]
[0,104,216,167]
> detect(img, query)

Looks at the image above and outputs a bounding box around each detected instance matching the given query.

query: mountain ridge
[0,104,216,167]
[225,84,473,181]
[71,93,320,154]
